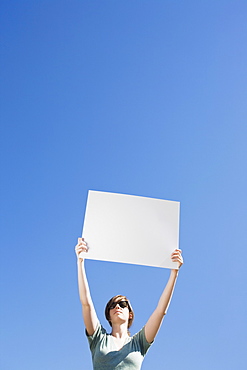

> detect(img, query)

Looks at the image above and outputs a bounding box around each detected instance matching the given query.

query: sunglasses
[109,301,129,310]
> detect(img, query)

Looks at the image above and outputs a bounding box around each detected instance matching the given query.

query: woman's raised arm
[75,238,98,336]
[144,249,183,343]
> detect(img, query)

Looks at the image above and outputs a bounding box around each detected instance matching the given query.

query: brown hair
[105,295,134,329]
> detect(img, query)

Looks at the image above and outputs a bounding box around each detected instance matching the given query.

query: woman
[75,238,183,369]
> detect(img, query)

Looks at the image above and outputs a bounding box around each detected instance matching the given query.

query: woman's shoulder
[131,326,153,354]
[86,321,108,340]
[132,326,145,339]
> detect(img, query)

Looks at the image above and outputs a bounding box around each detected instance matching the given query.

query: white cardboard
[81,191,180,269]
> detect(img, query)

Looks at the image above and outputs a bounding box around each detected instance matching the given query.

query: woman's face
[109,299,132,324]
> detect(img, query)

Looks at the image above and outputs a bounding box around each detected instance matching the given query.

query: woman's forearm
[77,260,93,306]
[157,248,183,315]
[75,238,98,334]
[157,269,179,315]
[144,268,180,343]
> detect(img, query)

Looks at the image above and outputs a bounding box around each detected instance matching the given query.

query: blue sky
[1,1,246,369]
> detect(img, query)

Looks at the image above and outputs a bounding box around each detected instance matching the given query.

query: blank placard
[81,191,180,269]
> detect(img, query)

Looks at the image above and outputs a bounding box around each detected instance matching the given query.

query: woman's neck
[111,323,129,338]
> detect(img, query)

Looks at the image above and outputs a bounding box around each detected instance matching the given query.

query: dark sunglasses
[109,301,129,310]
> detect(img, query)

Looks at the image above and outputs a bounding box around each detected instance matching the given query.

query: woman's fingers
[75,238,88,258]
[78,237,85,244]
[171,249,182,256]
[77,238,87,248]
[171,249,183,267]
[75,245,88,254]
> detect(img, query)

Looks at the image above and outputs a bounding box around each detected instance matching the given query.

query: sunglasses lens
[109,301,129,309]
[119,301,128,309]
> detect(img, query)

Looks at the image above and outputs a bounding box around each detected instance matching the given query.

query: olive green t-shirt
[86,322,152,369]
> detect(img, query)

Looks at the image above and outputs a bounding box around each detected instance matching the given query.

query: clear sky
[1,1,246,369]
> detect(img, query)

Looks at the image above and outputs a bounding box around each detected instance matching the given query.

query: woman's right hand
[75,237,88,261]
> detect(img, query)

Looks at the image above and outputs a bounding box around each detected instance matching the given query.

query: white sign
[81,191,180,269]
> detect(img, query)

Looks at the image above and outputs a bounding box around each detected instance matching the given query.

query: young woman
[75,238,183,369]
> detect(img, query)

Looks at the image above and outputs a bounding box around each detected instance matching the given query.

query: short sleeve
[86,321,107,352]
[133,326,153,356]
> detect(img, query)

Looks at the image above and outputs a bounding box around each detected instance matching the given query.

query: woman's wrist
[170,269,179,277]
[77,258,84,265]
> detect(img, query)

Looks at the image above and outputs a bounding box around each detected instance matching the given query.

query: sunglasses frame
[109,300,129,310]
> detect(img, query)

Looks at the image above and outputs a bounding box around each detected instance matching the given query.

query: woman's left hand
[171,249,183,269]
